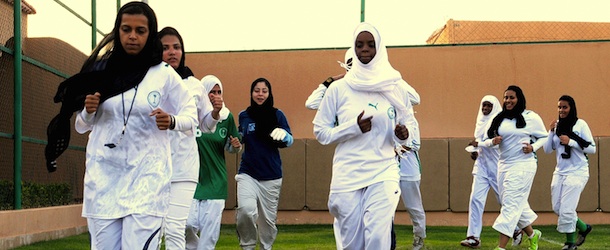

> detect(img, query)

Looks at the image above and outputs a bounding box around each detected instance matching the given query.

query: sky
[25,0,610,54]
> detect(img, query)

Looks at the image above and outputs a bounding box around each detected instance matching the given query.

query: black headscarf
[245,78,283,147]
[487,85,527,138]
[45,1,162,172]
[158,26,194,79]
[555,95,591,158]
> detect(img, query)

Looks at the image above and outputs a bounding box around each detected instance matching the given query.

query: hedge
[0,180,74,210]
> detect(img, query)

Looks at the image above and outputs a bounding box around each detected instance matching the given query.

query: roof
[427,19,610,44]
[3,0,36,15]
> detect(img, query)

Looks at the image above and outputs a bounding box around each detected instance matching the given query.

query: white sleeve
[403,80,421,106]
[402,107,420,151]
[543,130,556,154]
[75,109,94,134]
[312,86,362,145]
[528,113,548,152]
[166,75,197,132]
[305,84,327,110]
[393,83,416,147]
[478,118,500,149]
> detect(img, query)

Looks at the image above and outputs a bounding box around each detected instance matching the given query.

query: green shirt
[193,113,240,200]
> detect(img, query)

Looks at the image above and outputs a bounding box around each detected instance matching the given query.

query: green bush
[0,180,74,210]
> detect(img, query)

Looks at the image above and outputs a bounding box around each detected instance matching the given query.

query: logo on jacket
[368,102,378,110]
[219,128,228,138]
[387,106,396,120]
[147,91,161,108]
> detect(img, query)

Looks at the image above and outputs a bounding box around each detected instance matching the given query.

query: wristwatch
[323,77,334,87]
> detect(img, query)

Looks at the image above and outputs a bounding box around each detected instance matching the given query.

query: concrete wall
[222,138,605,213]
[0,205,87,250]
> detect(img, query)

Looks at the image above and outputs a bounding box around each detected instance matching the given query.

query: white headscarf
[474,95,501,140]
[201,75,230,121]
[343,22,408,124]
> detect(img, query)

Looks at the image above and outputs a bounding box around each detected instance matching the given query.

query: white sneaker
[512,229,524,246]
[413,235,424,250]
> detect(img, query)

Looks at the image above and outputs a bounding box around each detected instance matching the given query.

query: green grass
[14,224,610,249]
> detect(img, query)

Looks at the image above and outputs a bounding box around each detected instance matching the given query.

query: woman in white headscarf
[313,22,416,250]
[185,75,242,250]
[460,95,504,248]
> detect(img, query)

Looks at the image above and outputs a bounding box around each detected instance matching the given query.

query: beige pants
[235,173,282,250]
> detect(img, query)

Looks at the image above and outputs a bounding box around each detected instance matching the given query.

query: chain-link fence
[427,19,610,45]
[0,0,104,209]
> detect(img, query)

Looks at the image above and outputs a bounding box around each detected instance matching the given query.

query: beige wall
[187,42,610,139]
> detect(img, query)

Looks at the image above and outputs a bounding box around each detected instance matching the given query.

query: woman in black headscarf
[543,95,596,249]
[484,85,547,250]
[158,26,221,250]
[235,77,293,249]
[52,2,197,249]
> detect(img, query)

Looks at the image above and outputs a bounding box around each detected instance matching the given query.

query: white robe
[76,63,197,219]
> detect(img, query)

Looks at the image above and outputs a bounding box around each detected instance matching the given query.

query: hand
[84,92,101,114]
[492,136,503,145]
[150,108,171,130]
[559,135,570,145]
[468,140,478,147]
[357,111,373,133]
[270,128,287,141]
[550,120,558,132]
[229,135,241,148]
[210,95,223,120]
[470,152,478,160]
[394,124,409,140]
[522,142,532,154]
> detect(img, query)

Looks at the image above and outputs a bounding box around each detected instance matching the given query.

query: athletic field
[13,224,610,249]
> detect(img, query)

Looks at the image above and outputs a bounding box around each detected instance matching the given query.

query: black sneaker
[576,224,592,246]
[562,242,577,250]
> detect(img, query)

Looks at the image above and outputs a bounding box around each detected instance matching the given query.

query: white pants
[329,181,401,250]
[492,167,538,237]
[399,180,427,238]
[551,174,588,233]
[165,181,197,250]
[235,173,282,250]
[88,214,162,250]
[185,199,225,250]
[333,218,343,249]
[466,171,500,237]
